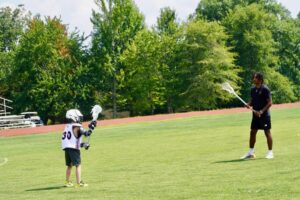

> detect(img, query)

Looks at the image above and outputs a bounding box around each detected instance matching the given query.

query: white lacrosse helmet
[66,109,83,123]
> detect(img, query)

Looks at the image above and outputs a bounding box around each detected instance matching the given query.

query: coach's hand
[253,110,261,118]
[245,103,251,109]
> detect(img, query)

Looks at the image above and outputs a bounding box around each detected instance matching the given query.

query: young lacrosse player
[241,72,273,159]
[61,109,97,187]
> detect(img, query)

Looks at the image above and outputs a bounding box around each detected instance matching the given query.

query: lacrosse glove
[80,142,90,150]
[85,129,92,136]
[88,120,97,130]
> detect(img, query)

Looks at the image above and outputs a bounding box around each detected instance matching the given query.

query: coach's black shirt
[251,84,271,117]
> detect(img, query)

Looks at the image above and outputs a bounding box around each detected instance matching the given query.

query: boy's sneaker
[64,181,74,187]
[265,152,274,159]
[240,153,256,160]
[75,181,88,187]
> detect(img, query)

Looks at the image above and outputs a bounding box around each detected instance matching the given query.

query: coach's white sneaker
[265,151,274,159]
[240,153,256,160]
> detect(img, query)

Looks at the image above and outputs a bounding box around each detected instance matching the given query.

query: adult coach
[241,72,273,159]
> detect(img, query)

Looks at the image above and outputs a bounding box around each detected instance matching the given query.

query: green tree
[0,5,29,94]
[272,18,300,99]
[156,7,178,36]
[195,0,235,21]
[153,7,183,113]
[90,0,144,117]
[178,19,240,110]
[120,8,183,115]
[9,17,88,123]
[195,0,290,21]
[223,4,296,103]
[121,30,166,115]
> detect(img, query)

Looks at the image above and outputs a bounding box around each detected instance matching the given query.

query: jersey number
[62,131,72,140]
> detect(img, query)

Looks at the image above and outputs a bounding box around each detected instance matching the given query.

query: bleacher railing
[0,96,13,116]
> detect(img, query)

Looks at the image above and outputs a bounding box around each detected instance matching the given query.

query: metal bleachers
[0,97,34,130]
[0,115,32,129]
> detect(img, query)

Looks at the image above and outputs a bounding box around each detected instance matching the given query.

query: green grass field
[1,107,300,200]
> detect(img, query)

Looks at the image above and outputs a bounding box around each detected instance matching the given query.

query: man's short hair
[253,72,264,83]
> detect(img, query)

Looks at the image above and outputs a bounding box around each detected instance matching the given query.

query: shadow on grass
[26,186,65,191]
[213,158,264,163]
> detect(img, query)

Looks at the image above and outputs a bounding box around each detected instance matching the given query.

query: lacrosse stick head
[91,105,102,121]
[221,82,235,94]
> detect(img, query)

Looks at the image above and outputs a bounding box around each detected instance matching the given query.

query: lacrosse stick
[91,105,102,121]
[221,82,255,112]
[83,105,102,150]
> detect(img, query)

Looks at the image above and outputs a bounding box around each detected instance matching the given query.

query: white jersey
[61,123,83,150]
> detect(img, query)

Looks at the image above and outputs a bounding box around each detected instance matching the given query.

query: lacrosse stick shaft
[85,105,102,149]
[87,134,91,143]
[232,92,247,106]
[221,82,257,112]
[232,93,256,112]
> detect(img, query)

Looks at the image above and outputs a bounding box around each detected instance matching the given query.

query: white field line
[0,157,8,166]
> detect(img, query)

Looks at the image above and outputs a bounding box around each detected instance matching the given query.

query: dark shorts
[251,115,271,130]
[64,148,81,167]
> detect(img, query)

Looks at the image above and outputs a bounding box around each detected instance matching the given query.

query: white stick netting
[91,105,102,121]
[221,82,234,94]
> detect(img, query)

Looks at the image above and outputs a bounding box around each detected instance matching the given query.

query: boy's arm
[72,126,91,138]
[75,126,93,138]
[73,121,97,138]
[72,126,81,138]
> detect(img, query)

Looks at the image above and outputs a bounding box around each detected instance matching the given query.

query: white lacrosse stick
[84,105,102,150]
[91,104,102,121]
[221,82,255,112]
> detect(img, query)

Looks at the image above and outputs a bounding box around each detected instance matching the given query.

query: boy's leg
[75,165,81,184]
[66,166,72,182]
[75,165,88,187]
[64,149,74,186]
[64,165,74,187]
[68,149,87,187]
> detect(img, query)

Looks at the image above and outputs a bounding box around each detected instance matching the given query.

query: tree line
[0,0,299,124]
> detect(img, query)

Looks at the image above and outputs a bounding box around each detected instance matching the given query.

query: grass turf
[0,107,300,200]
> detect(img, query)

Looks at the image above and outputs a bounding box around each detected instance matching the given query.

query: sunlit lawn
[0,107,300,200]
